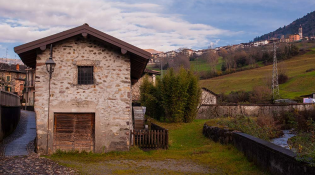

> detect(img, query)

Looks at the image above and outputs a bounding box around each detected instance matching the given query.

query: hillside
[200,48,315,99]
[254,11,315,41]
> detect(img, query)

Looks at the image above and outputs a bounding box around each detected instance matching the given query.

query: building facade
[131,69,160,102]
[14,24,150,155]
[0,63,26,97]
[200,88,217,105]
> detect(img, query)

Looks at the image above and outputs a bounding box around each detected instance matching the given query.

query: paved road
[0,110,78,174]
[4,110,36,156]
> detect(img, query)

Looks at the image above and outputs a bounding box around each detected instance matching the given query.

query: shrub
[140,75,164,120]
[217,115,280,140]
[249,86,272,104]
[140,67,201,123]
[278,73,289,84]
[306,68,315,72]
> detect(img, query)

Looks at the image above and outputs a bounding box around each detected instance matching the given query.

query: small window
[78,66,94,85]
[6,75,11,82]
[20,84,24,91]
[5,86,11,92]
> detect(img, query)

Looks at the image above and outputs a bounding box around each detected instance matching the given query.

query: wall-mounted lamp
[45,44,56,79]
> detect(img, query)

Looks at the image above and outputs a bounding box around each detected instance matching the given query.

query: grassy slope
[47,120,266,175]
[190,57,223,72]
[200,48,315,99]
[147,57,223,74]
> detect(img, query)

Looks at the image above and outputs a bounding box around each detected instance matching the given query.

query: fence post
[166,130,169,149]
[132,130,135,146]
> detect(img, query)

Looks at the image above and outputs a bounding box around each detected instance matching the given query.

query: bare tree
[169,53,190,71]
[201,50,219,73]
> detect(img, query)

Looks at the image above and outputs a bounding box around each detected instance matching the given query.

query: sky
[0,0,314,59]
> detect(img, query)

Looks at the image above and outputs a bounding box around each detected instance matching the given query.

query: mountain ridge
[254,11,315,41]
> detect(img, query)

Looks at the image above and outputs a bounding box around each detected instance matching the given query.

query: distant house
[200,88,218,105]
[182,49,194,57]
[14,24,150,154]
[131,69,160,102]
[289,34,300,42]
[193,50,203,56]
[300,93,315,103]
[0,63,26,97]
[165,51,177,58]
[24,67,35,109]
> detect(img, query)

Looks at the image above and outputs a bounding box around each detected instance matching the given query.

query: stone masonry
[35,36,132,154]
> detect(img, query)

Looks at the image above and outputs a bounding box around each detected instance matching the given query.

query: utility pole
[160,57,163,78]
[271,40,280,101]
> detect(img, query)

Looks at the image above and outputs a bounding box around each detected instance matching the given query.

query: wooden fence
[132,123,169,149]
[0,90,21,106]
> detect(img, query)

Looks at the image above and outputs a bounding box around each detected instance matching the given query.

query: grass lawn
[46,120,267,175]
[190,57,223,72]
[200,48,315,99]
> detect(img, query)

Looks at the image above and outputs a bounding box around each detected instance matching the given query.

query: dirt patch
[57,159,215,175]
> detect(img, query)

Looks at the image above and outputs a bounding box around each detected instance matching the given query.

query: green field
[190,57,223,72]
[47,120,266,175]
[147,57,223,74]
[200,48,315,99]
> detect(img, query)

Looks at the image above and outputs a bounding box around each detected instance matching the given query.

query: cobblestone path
[0,110,78,175]
[5,110,36,156]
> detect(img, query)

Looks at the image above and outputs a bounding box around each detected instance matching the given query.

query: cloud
[0,0,239,51]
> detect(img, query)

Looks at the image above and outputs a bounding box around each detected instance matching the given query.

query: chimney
[16,64,19,71]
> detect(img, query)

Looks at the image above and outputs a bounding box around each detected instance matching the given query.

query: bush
[278,73,289,84]
[140,67,201,123]
[217,115,281,140]
[249,86,272,104]
[140,75,164,121]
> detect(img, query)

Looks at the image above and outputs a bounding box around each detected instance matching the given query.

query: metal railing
[0,90,21,106]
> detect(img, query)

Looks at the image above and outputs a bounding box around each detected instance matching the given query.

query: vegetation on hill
[200,48,315,100]
[254,11,315,41]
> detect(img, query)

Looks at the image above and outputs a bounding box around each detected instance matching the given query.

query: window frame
[6,75,11,82]
[77,66,94,85]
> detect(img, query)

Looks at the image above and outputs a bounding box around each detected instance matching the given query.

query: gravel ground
[55,159,214,175]
[0,110,78,175]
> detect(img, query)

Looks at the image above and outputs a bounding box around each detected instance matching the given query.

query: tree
[201,50,219,73]
[168,53,190,71]
[140,67,201,123]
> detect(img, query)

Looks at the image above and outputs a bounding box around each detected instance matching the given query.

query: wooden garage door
[54,113,95,152]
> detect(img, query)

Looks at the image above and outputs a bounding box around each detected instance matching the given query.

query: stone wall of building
[131,74,153,101]
[35,36,132,154]
[200,89,217,105]
[197,104,315,119]
[1,72,25,96]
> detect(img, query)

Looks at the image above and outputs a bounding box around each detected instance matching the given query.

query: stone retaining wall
[203,124,315,175]
[198,104,314,119]
[0,106,21,141]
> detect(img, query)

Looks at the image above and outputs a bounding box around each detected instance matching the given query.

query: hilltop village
[148,25,314,63]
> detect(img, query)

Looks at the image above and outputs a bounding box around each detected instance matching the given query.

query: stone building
[0,63,26,97]
[201,87,218,105]
[14,24,150,154]
[131,69,160,102]
[24,68,36,110]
